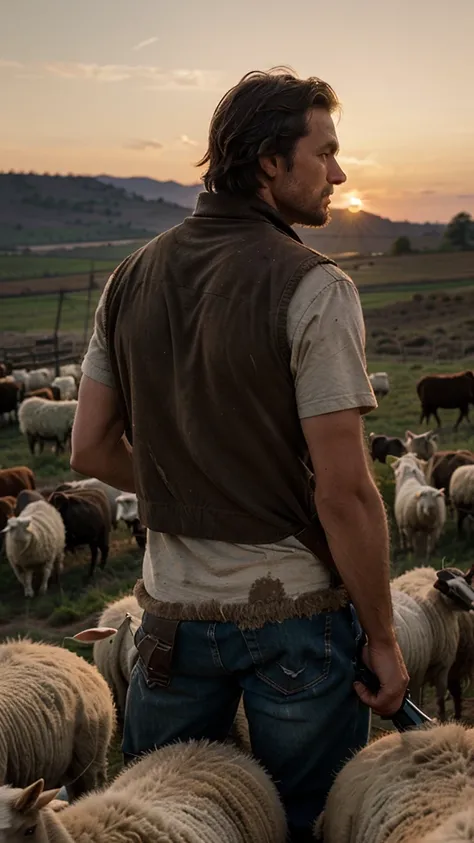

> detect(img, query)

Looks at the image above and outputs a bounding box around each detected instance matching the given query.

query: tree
[392,236,412,255]
[444,212,474,250]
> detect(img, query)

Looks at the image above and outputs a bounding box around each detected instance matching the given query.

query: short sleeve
[287,263,377,419]
[81,275,116,389]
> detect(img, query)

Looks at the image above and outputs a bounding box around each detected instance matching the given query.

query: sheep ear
[415,491,421,498]
[72,627,118,643]
[368,432,375,441]
[437,488,445,496]
[35,788,62,811]
[405,430,414,440]
[14,780,45,813]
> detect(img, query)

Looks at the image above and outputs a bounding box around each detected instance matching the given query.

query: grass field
[0,255,118,281]
[0,289,103,333]
[339,249,474,287]
[1,354,473,777]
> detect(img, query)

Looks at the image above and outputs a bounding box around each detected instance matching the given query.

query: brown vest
[104,192,339,573]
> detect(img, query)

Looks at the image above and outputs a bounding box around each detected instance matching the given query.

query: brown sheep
[425,449,474,504]
[0,466,35,498]
[417,370,474,430]
[48,487,111,578]
[0,495,16,550]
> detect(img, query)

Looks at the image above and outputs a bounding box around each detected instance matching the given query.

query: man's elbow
[70,446,99,478]
[315,472,379,517]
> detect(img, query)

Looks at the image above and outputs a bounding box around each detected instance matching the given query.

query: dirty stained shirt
[81,261,377,607]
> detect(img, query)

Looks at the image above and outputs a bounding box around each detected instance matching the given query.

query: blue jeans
[122,604,369,836]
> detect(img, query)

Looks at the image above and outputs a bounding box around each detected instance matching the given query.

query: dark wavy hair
[197,67,340,196]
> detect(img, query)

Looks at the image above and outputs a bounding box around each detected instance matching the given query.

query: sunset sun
[348,196,363,213]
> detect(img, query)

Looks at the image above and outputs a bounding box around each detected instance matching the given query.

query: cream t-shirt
[82,261,377,606]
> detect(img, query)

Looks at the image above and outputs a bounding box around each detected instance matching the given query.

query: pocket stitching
[255,615,332,696]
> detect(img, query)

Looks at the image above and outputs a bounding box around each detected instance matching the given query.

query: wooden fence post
[53,289,65,377]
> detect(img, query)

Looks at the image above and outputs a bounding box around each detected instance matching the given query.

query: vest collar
[192,191,304,244]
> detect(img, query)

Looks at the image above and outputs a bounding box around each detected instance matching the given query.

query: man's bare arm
[301,407,408,715]
[70,374,135,493]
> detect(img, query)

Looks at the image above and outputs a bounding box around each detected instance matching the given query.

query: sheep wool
[316,723,474,843]
[390,454,446,558]
[391,588,433,705]
[0,638,115,799]
[0,739,287,843]
[18,397,77,453]
[3,499,65,597]
[449,464,474,533]
[51,376,77,400]
[392,566,464,720]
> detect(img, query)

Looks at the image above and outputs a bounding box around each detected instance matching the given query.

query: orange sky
[1,0,473,222]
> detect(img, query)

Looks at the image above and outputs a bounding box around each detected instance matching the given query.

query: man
[72,68,408,841]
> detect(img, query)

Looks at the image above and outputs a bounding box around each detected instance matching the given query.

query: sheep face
[1,515,33,545]
[405,429,438,460]
[388,453,427,485]
[115,494,138,525]
[0,779,60,843]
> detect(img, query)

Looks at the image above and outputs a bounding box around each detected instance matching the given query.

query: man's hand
[354,640,409,717]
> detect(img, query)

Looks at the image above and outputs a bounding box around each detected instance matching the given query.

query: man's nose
[328,160,347,185]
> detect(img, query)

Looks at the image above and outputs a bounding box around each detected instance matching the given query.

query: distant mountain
[0,172,190,249]
[1,172,446,254]
[96,175,202,209]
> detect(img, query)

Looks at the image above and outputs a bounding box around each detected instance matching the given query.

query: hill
[96,175,202,208]
[1,172,446,254]
[0,173,189,249]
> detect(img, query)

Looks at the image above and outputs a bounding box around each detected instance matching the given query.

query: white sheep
[391,588,433,707]
[405,429,438,460]
[0,638,116,799]
[389,453,446,558]
[27,368,53,391]
[115,492,138,526]
[11,368,29,391]
[393,564,474,721]
[0,738,287,843]
[51,375,77,400]
[392,565,469,720]
[315,723,474,843]
[449,464,474,536]
[72,593,142,718]
[2,500,65,598]
[18,397,77,455]
[369,371,389,398]
[59,363,82,384]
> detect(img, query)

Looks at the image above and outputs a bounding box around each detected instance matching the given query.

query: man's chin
[296,207,331,229]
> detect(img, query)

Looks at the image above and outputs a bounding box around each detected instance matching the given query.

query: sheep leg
[23,569,34,599]
[38,562,54,595]
[454,406,467,431]
[448,676,463,721]
[435,672,449,721]
[99,538,109,569]
[27,433,36,455]
[457,510,467,538]
[88,544,99,578]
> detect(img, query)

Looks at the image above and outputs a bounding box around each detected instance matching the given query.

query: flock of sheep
[1,366,474,840]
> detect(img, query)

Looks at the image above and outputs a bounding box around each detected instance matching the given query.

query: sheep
[72,593,142,719]
[405,429,438,460]
[315,723,474,843]
[60,363,82,385]
[0,378,21,423]
[26,367,53,392]
[0,495,15,553]
[14,489,43,515]
[48,487,110,578]
[0,638,115,799]
[391,565,474,720]
[449,464,474,537]
[55,478,122,528]
[425,449,474,504]
[0,466,35,498]
[389,453,446,559]
[18,397,77,455]
[51,375,77,400]
[2,500,65,598]
[368,432,407,463]
[417,369,474,430]
[0,738,287,843]
[369,371,389,399]
[115,491,146,547]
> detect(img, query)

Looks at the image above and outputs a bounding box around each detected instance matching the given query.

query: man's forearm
[71,436,135,493]
[316,481,395,645]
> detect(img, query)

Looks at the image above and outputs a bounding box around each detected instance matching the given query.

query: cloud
[44,62,218,88]
[125,139,163,151]
[179,134,198,147]
[0,59,24,69]
[133,36,159,51]
[338,155,382,169]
